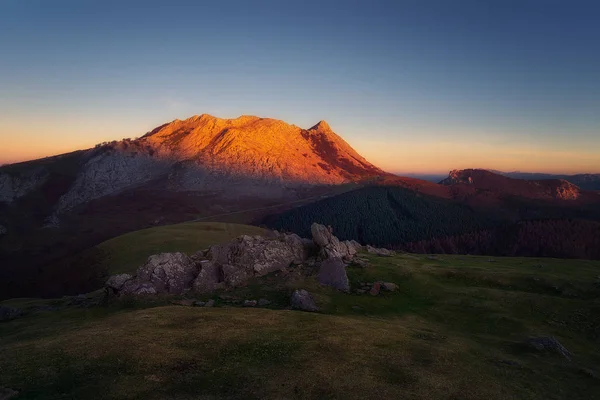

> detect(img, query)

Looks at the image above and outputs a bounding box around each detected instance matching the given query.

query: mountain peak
[136,114,383,185]
[309,120,332,131]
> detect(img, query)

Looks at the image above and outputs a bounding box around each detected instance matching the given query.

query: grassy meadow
[1,252,599,399]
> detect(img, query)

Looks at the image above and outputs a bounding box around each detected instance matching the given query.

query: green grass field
[95,221,267,274]
[2,253,599,399]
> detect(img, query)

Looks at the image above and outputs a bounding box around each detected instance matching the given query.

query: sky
[1,0,599,174]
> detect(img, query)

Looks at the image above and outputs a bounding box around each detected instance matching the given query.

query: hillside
[2,252,599,399]
[0,222,266,301]
[263,186,499,246]
[262,184,600,259]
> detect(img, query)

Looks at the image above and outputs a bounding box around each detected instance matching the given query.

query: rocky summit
[0,114,384,215]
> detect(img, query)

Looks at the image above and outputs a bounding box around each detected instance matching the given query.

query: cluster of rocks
[105,223,393,298]
[354,281,399,296]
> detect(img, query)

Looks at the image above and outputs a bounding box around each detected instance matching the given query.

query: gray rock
[366,245,393,257]
[171,299,195,306]
[355,289,366,294]
[0,306,22,322]
[243,300,258,307]
[135,252,198,294]
[0,224,6,235]
[311,223,357,260]
[526,336,572,360]
[193,261,224,293]
[204,299,215,307]
[291,289,318,312]
[193,301,206,307]
[318,258,350,292]
[381,282,399,291]
[352,258,369,268]
[207,234,308,287]
[105,274,133,291]
[258,299,271,306]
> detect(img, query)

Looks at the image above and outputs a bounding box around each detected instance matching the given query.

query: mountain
[0,114,387,298]
[0,115,383,216]
[439,169,582,201]
[496,171,600,191]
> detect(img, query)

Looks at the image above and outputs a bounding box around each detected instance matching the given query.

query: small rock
[243,300,258,307]
[526,336,571,360]
[258,299,271,306]
[352,258,369,268]
[171,299,195,307]
[366,245,393,257]
[204,299,215,307]
[0,306,23,322]
[381,282,398,291]
[369,282,381,296]
[193,301,206,307]
[291,289,319,312]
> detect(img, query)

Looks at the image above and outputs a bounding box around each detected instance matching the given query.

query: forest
[264,186,600,260]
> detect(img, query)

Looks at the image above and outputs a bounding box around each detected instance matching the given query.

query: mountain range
[1,114,600,299]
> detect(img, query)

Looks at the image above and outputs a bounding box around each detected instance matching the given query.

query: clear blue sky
[1,0,599,173]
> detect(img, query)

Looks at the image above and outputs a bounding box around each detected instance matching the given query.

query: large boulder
[206,234,312,287]
[291,289,319,312]
[105,274,133,292]
[311,223,357,261]
[107,253,198,296]
[193,261,224,293]
[136,253,198,294]
[318,258,350,292]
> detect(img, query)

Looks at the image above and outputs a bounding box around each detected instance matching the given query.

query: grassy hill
[96,221,267,274]
[0,222,266,300]
[2,253,599,399]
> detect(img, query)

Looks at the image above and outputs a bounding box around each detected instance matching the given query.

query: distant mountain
[496,171,600,191]
[439,169,582,201]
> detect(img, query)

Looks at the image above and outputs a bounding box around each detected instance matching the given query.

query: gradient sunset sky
[1,0,599,174]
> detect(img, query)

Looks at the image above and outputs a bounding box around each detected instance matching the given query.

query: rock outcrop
[104,223,393,298]
[311,223,362,261]
[107,232,318,296]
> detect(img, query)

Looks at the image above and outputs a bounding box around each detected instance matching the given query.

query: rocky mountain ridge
[0,114,384,218]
